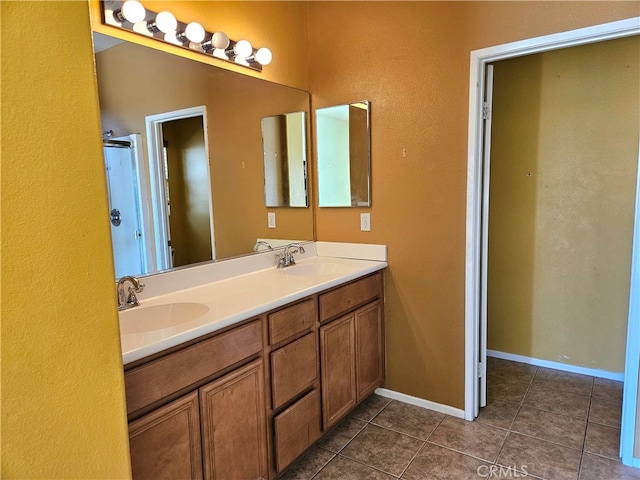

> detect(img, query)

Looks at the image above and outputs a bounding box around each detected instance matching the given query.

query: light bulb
[255,47,272,66]
[211,31,230,50]
[234,40,253,58]
[184,22,205,43]
[119,0,146,23]
[154,11,177,33]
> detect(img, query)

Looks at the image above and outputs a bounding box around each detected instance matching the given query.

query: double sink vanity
[118,242,387,479]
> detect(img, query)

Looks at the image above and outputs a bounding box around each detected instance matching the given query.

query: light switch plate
[268,212,276,228]
[360,213,371,231]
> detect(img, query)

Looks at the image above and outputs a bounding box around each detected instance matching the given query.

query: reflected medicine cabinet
[261,111,309,208]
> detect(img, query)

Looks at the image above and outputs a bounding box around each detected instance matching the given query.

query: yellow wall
[1,2,131,478]
[308,1,639,408]
[488,37,640,372]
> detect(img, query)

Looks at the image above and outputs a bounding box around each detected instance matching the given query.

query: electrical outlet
[360,213,371,231]
[268,212,276,228]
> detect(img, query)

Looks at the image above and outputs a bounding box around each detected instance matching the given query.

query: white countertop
[119,244,387,365]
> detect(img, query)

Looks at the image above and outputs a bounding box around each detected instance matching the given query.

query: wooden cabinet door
[355,300,384,401]
[320,314,356,429]
[199,360,267,480]
[129,391,203,480]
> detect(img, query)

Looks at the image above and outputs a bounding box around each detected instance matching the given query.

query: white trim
[487,350,624,382]
[316,241,387,262]
[465,17,640,424]
[621,141,640,467]
[375,388,465,419]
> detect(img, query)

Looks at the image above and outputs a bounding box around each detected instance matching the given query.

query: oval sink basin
[120,302,210,334]
[284,262,346,277]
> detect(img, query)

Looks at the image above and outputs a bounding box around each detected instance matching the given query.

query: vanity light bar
[102,0,272,72]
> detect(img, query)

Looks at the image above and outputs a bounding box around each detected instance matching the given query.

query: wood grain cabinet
[124,270,385,480]
[319,273,384,430]
[125,320,266,480]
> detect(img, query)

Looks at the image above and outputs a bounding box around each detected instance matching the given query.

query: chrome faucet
[117,276,145,311]
[275,243,306,269]
[253,240,273,252]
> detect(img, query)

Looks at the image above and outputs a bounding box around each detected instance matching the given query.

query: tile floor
[279,357,640,479]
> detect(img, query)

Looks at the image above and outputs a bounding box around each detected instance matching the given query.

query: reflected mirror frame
[261,111,309,208]
[315,100,371,208]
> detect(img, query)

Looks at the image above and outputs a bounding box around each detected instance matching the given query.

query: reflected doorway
[146,106,215,270]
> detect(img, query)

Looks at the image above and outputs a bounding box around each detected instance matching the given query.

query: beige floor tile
[487,376,531,404]
[477,399,521,429]
[589,396,622,427]
[511,405,587,449]
[314,455,395,480]
[497,432,582,480]
[592,377,623,402]
[584,422,621,460]
[278,446,335,480]
[579,452,640,480]
[428,416,508,463]
[372,400,445,440]
[340,424,424,477]
[533,368,594,396]
[401,443,490,480]
[524,384,591,419]
[487,357,538,383]
[317,417,367,453]
[349,394,392,422]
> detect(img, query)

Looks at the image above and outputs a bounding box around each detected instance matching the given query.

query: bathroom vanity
[119,246,386,479]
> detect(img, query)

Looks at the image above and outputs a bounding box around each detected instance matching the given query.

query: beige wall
[487,36,640,372]
[308,1,639,408]
[95,42,312,259]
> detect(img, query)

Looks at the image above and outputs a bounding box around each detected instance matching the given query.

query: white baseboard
[375,388,466,419]
[487,350,624,381]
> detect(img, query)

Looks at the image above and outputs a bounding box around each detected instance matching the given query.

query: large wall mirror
[316,101,371,207]
[93,33,313,279]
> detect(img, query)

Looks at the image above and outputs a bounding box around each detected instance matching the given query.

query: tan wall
[487,37,640,372]
[95,42,312,259]
[308,1,639,408]
[1,2,131,477]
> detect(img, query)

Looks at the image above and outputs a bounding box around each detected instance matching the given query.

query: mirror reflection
[316,101,371,207]
[93,33,314,278]
[262,112,308,208]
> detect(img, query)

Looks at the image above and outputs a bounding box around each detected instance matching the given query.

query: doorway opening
[464,17,640,467]
[145,106,215,270]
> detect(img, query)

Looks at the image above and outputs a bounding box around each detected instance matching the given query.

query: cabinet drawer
[271,333,317,409]
[125,320,262,415]
[268,298,316,345]
[274,389,322,472]
[319,272,382,323]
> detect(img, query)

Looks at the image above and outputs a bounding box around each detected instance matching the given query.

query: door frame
[464,16,640,465]
[145,106,216,270]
